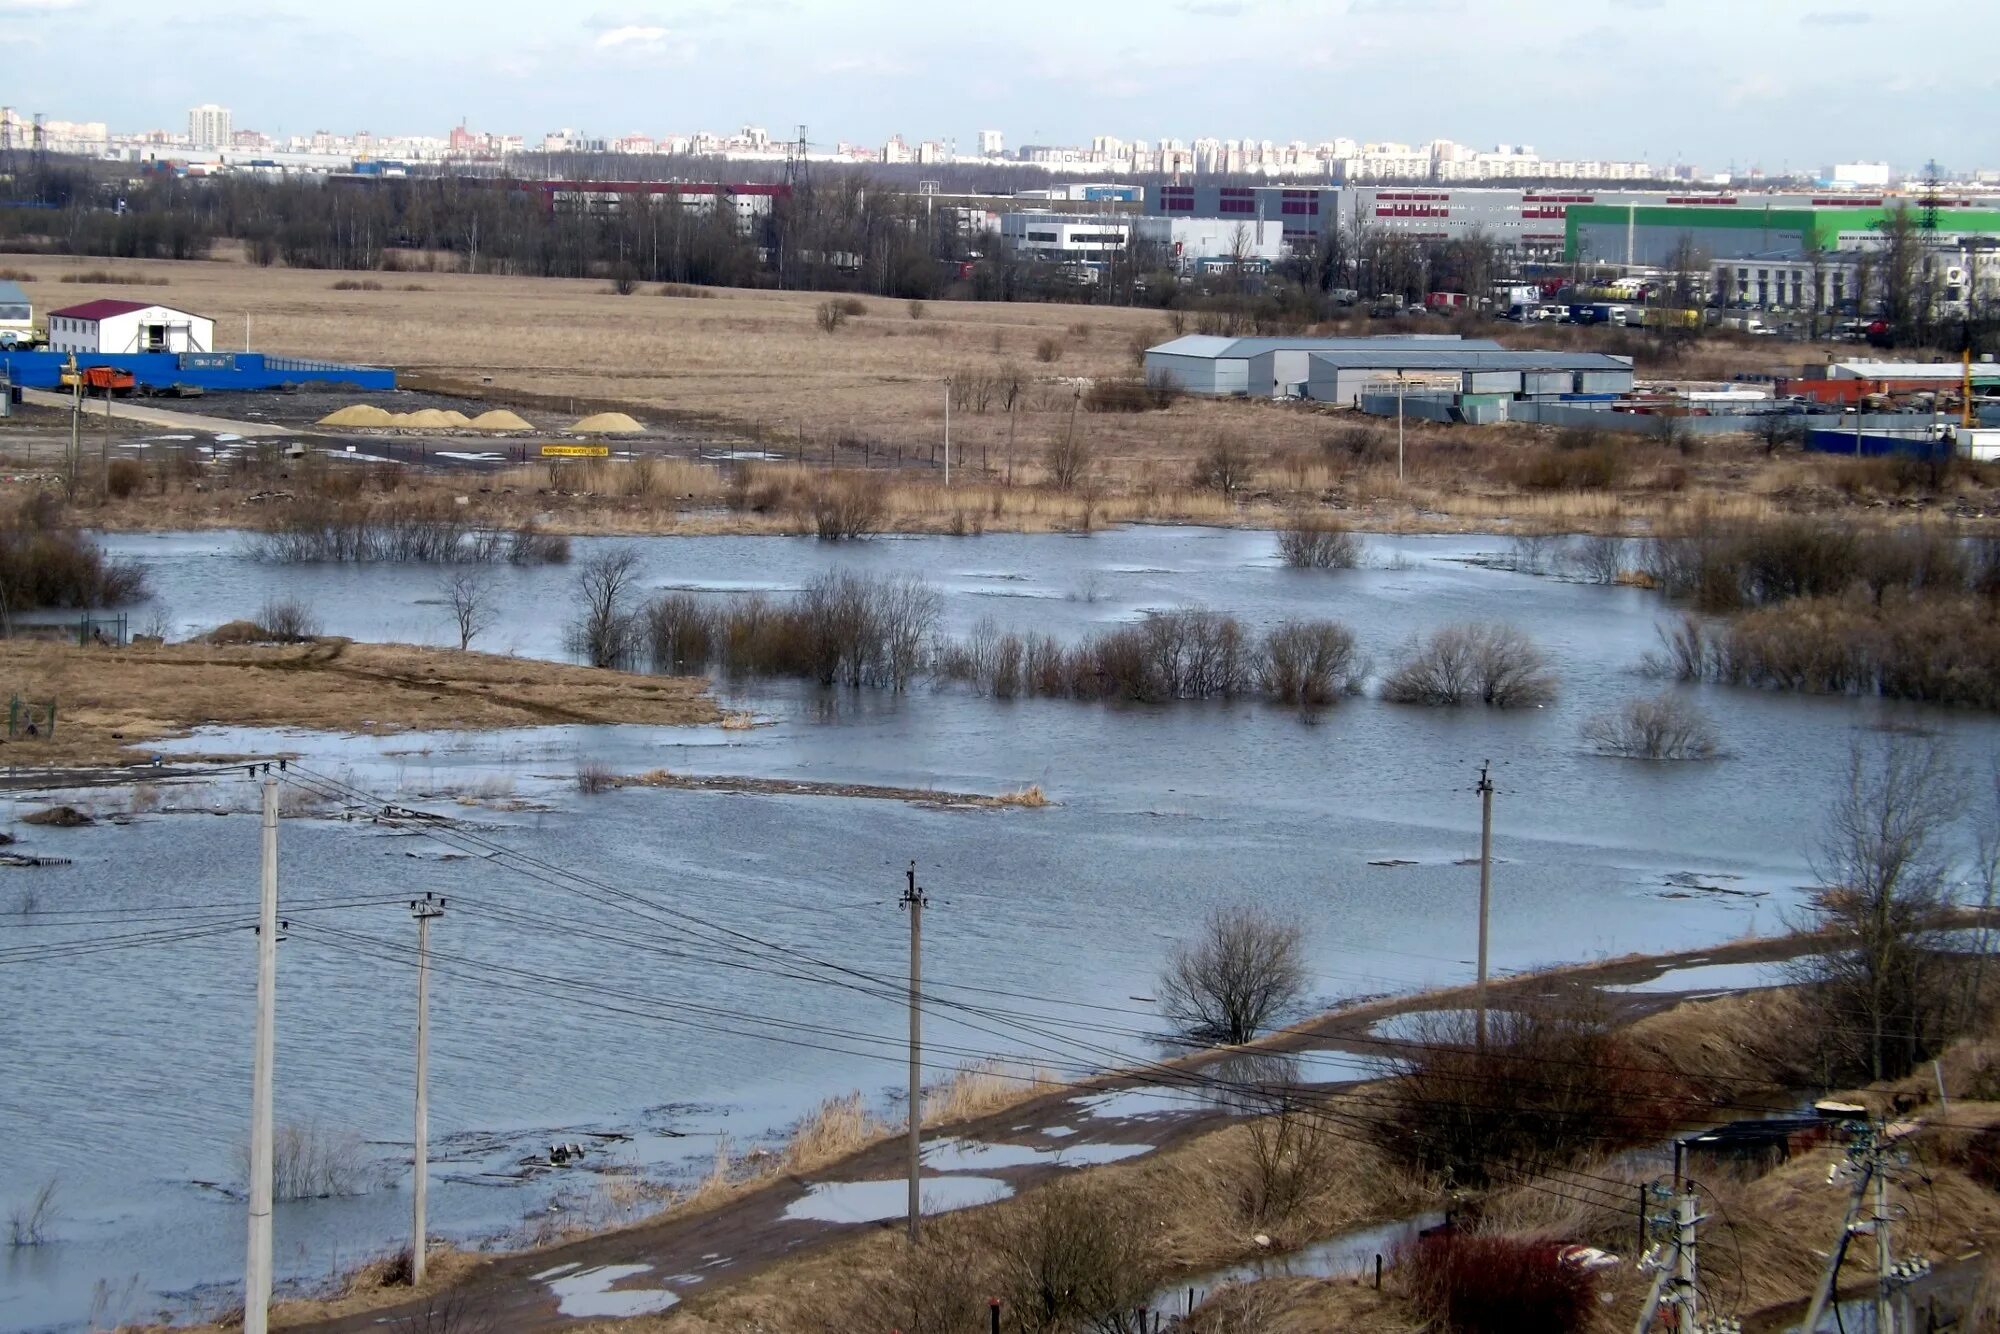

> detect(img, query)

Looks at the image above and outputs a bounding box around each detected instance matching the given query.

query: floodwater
[3,525,1997,1332]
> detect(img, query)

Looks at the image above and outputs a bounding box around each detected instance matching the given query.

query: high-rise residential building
[978,129,1004,157]
[188,104,232,149]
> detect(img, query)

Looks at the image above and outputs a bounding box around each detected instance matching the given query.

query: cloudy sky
[3,0,1991,171]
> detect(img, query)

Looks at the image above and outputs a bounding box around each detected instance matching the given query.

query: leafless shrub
[1275,511,1359,569]
[1402,1233,1600,1334]
[0,496,148,608]
[1373,998,1686,1184]
[564,548,643,668]
[258,596,320,642]
[805,473,887,540]
[1082,377,1150,413]
[1580,692,1720,760]
[507,523,570,565]
[906,298,926,320]
[839,1229,991,1334]
[1144,366,1185,408]
[981,1174,1160,1334]
[1381,622,1557,708]
[1567,533,1624,584]
[1034,336,1061,363]
[574,758,615,795]
[1241,1097,1337,1225]
[642,593,717,673]
[1044,414,1092,492]
[1508,531,1561,575]
[1159,904,1306,1045]
[1258,620,1364,708]
[1192,435,1253,495]
[238,1119,369,1200]
[814,299,848,333]
[7,1178,60,1247]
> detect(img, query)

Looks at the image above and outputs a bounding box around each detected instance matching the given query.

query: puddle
[1290,1048,1413,1082]
[1601,960,1790,994]
[1070,1086,1197,1121]
[544,1263,681,1318]
[1364,1009,1488,1042]
[781,1176,1011,1223]
[1159,1211,1449,1316]
[921,1137,1154,1173]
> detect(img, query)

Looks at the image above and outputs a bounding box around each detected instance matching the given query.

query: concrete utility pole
[410,893,446,1285]
[1395,372,1406,485]
[1873,1161,1894,1334]
[244,776,280,1334]
[1673,1188,1699,1334]
[1474,761,1494,1053]
[943,381,951,488]
[901,861,928,1243]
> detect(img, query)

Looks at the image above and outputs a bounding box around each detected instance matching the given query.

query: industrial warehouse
[1142,334,1634,402]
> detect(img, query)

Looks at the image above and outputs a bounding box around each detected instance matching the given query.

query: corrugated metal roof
[1148,334,1494,359]
[1306,349,1635,372]
[48,299,161,321]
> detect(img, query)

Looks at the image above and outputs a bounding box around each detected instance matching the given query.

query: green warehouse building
[1565,201,2000,267]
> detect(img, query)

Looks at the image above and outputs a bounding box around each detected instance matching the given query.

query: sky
[2,0,1993,172]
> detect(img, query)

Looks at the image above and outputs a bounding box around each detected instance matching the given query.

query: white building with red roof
[46,299,214,355]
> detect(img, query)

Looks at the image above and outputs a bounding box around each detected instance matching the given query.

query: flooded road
[3,526,1995,1331]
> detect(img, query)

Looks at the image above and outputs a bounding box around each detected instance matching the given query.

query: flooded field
[3,526,1996,1331]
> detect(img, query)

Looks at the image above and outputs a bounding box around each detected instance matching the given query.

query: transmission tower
[1920,159,1942,234]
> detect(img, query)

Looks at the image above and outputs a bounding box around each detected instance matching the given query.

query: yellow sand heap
[570,412,645,435]
[440,410,472,426]
[316,404,396,428]
[396,409,456,429]
[470,409,533,431]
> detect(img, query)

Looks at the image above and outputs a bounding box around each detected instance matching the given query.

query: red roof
[49,299,159,321]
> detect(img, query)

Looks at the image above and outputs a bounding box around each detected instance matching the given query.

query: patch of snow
[781,1177,1010,1224]
[544,1264,680,1318]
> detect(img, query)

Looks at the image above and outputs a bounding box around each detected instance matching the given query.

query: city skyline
[2,0,1993,173]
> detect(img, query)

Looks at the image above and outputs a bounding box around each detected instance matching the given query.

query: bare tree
[1159,904,1306,1045]
[440,570,494,651]
[1192,434,1253,495]
[565,547,643,668]
[1044,389,1091,491]
[1798,735,1965,1081]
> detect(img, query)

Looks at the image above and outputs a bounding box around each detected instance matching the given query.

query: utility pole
[901,861,928,1243]
[1673,1188,1699,1334]
[1873,1159,1894,1334]
[943,381,951,488]
[1395,371,1406,485]
[1474,761,1494,1053]
[244,775,280,1334]
[410,893,446,1285]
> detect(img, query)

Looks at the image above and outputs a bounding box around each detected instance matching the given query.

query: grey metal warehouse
[1144,334,1486,399]
[1303,349,1636,404]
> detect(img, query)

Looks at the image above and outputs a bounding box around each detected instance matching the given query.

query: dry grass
[0,637,716,766]
[985,784,1051,809]
[924,1059,1067,1126]
[8,253,1992,540]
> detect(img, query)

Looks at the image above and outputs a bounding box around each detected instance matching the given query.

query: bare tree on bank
[566,548,643,669]
[1799,735,1965,1082]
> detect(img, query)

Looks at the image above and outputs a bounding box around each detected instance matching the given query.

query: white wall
[49,306,213,355]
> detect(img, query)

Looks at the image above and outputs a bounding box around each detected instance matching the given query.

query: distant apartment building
[188,104,232,149]
[978,129,1004,157]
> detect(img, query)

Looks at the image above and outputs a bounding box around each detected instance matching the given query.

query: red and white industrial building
[45,299,214,355]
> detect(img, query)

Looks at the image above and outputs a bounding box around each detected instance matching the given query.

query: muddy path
[288,931,1837,1333]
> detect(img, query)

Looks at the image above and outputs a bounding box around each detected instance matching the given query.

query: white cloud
[595,24,669,48]
[0,0,86,10]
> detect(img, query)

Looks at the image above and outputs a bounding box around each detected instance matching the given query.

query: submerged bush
[1381,622,1556,708]
[1643,515,1974,613]
[1259,620,1365,707]
[248,499,568,565]
[0,495,146,609]
[1275,511,1360,569]
[1647,594,2000,709]
[1581,692,1720,759]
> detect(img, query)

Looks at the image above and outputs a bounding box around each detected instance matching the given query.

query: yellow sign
[539,444,611,458]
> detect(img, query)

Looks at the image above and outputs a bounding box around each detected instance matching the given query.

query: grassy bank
[0,637,717,767]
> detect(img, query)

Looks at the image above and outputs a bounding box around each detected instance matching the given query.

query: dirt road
[18,388,292,437]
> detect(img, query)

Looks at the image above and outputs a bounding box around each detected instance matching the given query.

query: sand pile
[571,412,645,435]
[397,409,457,429]
[470,410,533,431]
[440,410,472,426]
[317,404,396,428]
